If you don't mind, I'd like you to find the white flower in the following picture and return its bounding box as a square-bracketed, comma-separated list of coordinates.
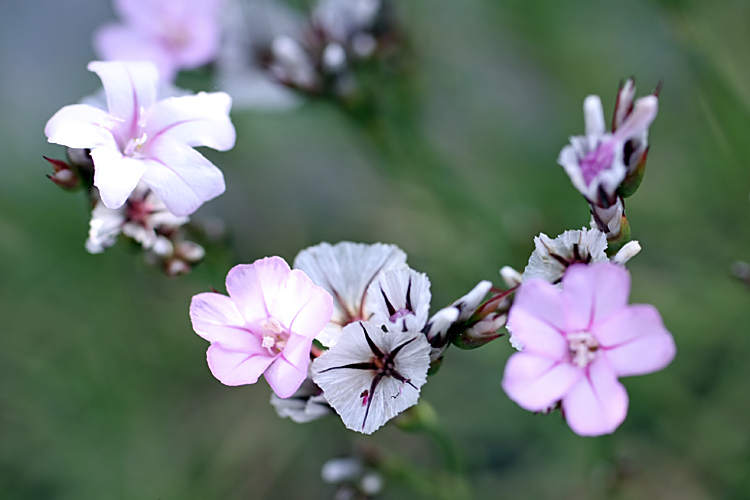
[85, 183, 189, 255]
[312, 321, 430, 434]
[522, 228, 641, 285]
[293, 241, 408, 347]
[365, 268, 431, 334]
[45, 60, 235, 216]
[558, 93, 657, 205]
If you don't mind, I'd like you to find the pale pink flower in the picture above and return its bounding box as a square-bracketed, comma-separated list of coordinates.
[93, 0, 224, 82]
[45, 61, 235, 216]
[190, 257, 334, 398]
[502, 263, 675, 436]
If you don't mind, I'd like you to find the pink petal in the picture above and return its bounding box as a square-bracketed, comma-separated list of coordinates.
[90, 147, 147, 209]
[170, 15, 222, 69]
[92, 25, 177, 82]
[145, 92, 235, 151]
[502, 353, 582, 412]
[206, 343, 274, 386]
[45, 104, 118, 149]
[265, 356, 308, 398]
[591, 263, 630, 323]
[561, 264, 595, 330]
[88, 61, 159, 127]
[595, 305, 676, 377]
[139, 136, 225, 216]
[269, 269, 334, 339]
[506, 307, 566, 360]
[282, 334, 313, 369]
[190, 292, 263, 352]
[562, 357, 628, 436]
[512, 279, 566, 330]
[225, 257, 292, 324]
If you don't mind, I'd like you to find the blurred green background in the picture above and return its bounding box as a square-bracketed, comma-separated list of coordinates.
[2, 0, 750, 498]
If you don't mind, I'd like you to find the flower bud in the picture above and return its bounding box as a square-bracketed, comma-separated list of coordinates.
[451, 312, 507, 350]
[44, 156, 81, 190]
[500, 266, 522, 288]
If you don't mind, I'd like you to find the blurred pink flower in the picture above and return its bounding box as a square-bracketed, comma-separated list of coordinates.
[502, 263, 675, 436]
[45, 61, 235, 216]
[190, 257, 334, 398]
[93, 0, 224, 82]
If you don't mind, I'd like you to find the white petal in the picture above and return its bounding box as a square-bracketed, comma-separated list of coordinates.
[366, 268, 431, 333]
[146, 92, 236, 151]
[140, 136, 225, 216]
[88, 61, 159, 127]
[614, 95, 658, 142]
[583, 95, 606, 138]
[85, 200, 125, 253]
[293, 241, 408, 346]
[45, 104, 118, 150]
[91, 147, 147, 209]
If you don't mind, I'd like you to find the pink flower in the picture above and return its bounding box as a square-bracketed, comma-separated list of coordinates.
[190, 257, 334, 398]
[45, 61, 235, 216]
[502, 263, 675, 436]
[93, 0, 224, 82]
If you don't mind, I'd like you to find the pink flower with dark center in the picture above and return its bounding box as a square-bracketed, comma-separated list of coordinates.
[502, 263, 675, 436]
[190, 257, 334, 398]
[94, 0, 225, 82]
[45, 61, 235, 216]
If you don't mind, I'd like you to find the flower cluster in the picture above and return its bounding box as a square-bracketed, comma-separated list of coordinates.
[497, 80, 675, 436]
[190, 241, 507, 435]
[558, 79, 658, 244]
[44, 60, 235, 274]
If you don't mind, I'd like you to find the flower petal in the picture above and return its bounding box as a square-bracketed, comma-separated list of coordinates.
[269, 269, 334, 339]
[595, 305, 676, 377]
[561, 264, 595, 331]
[584, 95, 606, 137]
[146, 92, 236, 151]
[502, 353, 582, 411]
[506, 307, 567, 359]
[265, 356, 308, 398]
[140, 136, 225, 216]
[511, 278, 566, 330]
[45, 104, 118, 149]
[591, 262, 630, 323]
[92, 25, 177, 82]
[613, 95, 658, 142]
[366, 268, 431, 334]
[562, 357, 628, 436]
[206, 344, 274, 386]
[90, 147, 147, 209]
[225, 257, 292, 324]
[189, 292, 264, 352]
[88, 60, 159, 126]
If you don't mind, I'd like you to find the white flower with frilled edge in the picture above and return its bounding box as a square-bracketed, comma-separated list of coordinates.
[293, 241, 408, 347]
[365, 268, 431, 334]
[558, 93, 657, 205]
[270, 377, 334, 423]
[523, 228, 641, 285]
[312, 321, 430, 434]
[45, 60, 235, 216]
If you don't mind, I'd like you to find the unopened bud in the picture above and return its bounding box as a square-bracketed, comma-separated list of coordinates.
[175, 240, 205, 263]
[451, 313, 507, 350]
[165, 258, 191, 276]
[44, 156, 81, 190]
[500, 266, 522, 288]
[618, 146, 648, 198]
[612, 240, 641, 265]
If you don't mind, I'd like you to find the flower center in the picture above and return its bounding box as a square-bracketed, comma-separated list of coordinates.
[567, 331, 599, 368]
[260, 318, 288, 355]
[389, 307, 413, 322]
[123, 132, 148, 158]
[580, 141, 615, 186]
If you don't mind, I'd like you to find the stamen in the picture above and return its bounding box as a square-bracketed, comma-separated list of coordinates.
[262, 335, 275, 349]
[261, 318, 283, 334]
[567, 332, 599, 368]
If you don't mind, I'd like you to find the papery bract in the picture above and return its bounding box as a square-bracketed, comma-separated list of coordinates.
[45, 61, 235, 216]
[502, 263, 675, 436]
[312, 321, 430, 434]
[190, 256, 334, 398]
[93, 0, 224, 82]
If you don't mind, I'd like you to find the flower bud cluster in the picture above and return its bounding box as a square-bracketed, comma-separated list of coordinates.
[558, 79, 659, 245]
